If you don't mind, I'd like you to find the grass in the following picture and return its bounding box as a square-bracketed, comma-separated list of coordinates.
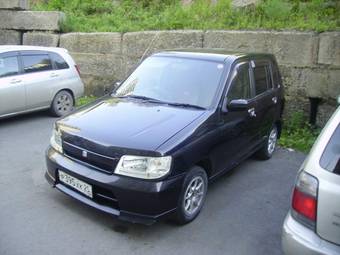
[76, 95, 97, 107]
[75, 95, 320, 153]
[279, 112, 321, 153]
[31, 0, 339, 32]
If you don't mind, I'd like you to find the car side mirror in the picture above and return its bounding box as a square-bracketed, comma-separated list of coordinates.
[227, 99, 249, 111]
[115, 81, 121, 87]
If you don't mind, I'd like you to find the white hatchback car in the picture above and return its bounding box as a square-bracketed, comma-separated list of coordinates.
[0, 45, 84, 118]
[282, 106, 340, 254]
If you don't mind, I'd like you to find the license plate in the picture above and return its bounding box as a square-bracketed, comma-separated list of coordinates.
[58, 170, 93, 198]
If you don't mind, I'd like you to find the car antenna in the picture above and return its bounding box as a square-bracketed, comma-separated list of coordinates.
[139, 33, 160, 63]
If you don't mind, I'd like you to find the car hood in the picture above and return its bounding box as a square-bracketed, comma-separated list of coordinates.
[58, 97, 205, 152]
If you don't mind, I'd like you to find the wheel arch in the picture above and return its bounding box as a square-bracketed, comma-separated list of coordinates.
[195, 158, 213, 179]
[275, 120, 282, 139]
[52, 88, 75, 106]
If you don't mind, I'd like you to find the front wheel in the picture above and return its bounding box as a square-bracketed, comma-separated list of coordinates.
[256, 125, 278, 160]
[50, 90, 74, 117]
[172, 166, 208, 225]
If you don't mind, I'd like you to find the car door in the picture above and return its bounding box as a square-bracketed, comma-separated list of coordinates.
[250, 59, 277, 142]
[0, 51, 26, 116]
[212, 61, 258, 173]
[20, 51, 56, 109]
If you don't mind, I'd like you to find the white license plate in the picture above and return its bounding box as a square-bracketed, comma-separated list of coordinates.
[58, 170, 93, 198]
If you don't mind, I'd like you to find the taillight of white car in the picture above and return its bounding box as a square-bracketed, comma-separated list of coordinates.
[75, 65, 81, 76]
[291, 171, 318, 230]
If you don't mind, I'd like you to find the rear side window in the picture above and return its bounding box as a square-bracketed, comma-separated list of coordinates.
[22, 54, 52, 73]
[320, 124, 340, 174]
[50, 52, 69, 70]
[0, 56, 19, 78]
[272, 62, 280, 88]
[253, 64, 272, 95]
[228, 63, 251, 100]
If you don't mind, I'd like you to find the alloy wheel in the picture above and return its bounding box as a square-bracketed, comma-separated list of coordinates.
[267, 127, 278, 155]
[183, 176, 205, 216]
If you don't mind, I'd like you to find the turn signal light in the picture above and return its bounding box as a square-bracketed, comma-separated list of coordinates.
[75, 65, 81, 76]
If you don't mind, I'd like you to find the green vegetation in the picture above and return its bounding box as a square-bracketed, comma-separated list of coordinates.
[279, 112, 321, 153]
[32, 0, 339, 32]
[76, 95, 97, 106]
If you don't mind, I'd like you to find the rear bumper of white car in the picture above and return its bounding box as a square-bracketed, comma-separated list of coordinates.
[282, 212, 340, 255]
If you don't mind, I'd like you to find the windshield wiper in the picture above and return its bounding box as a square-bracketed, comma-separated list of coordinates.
[164, 102, 206, 110]
[115, 95, 205, 110]
[116, 94, 162, 102]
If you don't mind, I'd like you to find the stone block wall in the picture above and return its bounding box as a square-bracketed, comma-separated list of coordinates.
[0, 0, 63, 46]
[0, 1, 339, 125]
[59, 32, 123, 95]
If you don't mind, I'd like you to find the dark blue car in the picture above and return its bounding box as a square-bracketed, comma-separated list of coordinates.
[46, 50, 284, 225]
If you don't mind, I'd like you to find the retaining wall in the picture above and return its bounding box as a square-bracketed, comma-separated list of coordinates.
[0, 1, 339, 126]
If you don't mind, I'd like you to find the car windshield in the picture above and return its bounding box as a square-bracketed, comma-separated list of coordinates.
[113, 56, 225, 109]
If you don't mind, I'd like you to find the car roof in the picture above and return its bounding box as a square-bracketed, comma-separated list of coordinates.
[0, 45, 68, 54]
[153, 49, 275, 63]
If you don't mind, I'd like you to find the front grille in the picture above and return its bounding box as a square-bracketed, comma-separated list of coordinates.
[63, 141, 119, 174]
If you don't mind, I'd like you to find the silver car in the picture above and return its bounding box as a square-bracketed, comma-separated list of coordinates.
[282, 106, 340, 254]
[0, 45, 84, 118]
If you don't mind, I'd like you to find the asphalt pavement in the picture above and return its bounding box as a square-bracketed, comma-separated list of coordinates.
[0, 111, 306, 255]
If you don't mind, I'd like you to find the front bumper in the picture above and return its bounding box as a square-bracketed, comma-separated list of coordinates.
[45, 147, 184, 225]
[282, 212, 340, 255]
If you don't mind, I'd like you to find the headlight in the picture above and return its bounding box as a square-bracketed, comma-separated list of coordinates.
[50, 125, 63, 154]
[115, 155, 171, 179]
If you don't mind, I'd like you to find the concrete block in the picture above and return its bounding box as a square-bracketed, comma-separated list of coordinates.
[204, 30, 318, 67]
[267, 31, 318, 67]
[0, 11, 65, 31]
[280, 65, 340, 101]
[0, 0, 29, 10]
[327, 69, 340, 100]
[318, 32, 340, 67]
[70, 52, 125, 81]
[122, 30, 203, 58]
[60, 33, 122, 54]
[0, 30, 21, 45]
[278, 65, 307, 101]
[80, 73, 118, 96]
[204, 30, 268, 52]
[23, 32, 59, 47]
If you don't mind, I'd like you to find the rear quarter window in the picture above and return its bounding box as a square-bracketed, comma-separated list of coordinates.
[50, 52, 69, 70]
[320, 124, 340, 174]
[271, 62, 281, 88]
[253, 64, 272, 95]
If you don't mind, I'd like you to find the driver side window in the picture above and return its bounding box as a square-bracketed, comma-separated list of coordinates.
[227, 63, 251, 101]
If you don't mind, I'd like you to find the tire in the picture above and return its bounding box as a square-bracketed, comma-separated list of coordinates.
[256, 125, 278, 160]
[50, 90, 74, 117]
[172, 166, 208, 225]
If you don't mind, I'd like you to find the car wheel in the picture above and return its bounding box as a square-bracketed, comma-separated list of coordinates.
[256, 125, 278, 160]
[50, 90, 74, 117]
[173, 166, 208, 225]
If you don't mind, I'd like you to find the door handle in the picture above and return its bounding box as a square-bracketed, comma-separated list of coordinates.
[10, 78, 22, 84]
[50, 73, 59, 78]
[248, 107, 256, 117]
[272, 96, 278, 104]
